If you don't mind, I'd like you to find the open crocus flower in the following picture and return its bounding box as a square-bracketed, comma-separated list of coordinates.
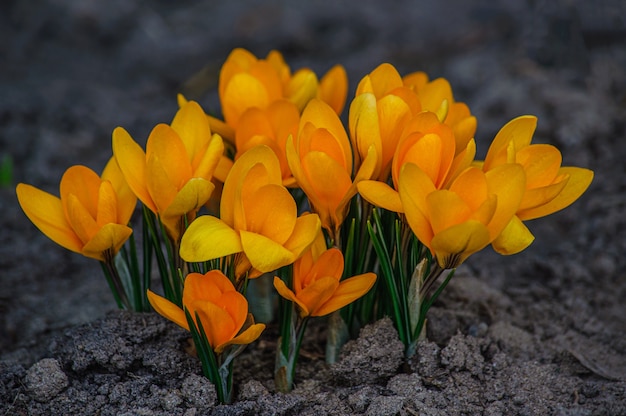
[358, 111, 476, 214]
[218, 48, 348, 134]
[481, 115, 594, 254]
[287, 99, 377, 241]
[147, 270, 265, 353]
[112, 100, 224, 242]
[399, 162, 526, 269]
[403, 72, 477, 154]
[16, 158, 136, 261]
[234, 100, 300, 187]
[350, 63, 422, 181]
[180, 145, 321, 280]
[273, 238, 376, 318]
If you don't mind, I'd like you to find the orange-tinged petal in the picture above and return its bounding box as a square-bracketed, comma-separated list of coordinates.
[516, 144, 562, 189]
[101, 157, 136, 225]
[222, 73, 271, 127]
[376, 94, 413, 175]
[518, 179, 568, 212]
[398, 163, 436, 246]
[418, 78, 452, 114]
[313, 272, 377, 317]
[491, 215, 535, 255]
[179, 215, 243, 262]
[82, 223, 133, 260]
[517, 167, 593, 220]
[301, 151, 352, 211]
[60, 165, 101, 219]
[171, 101, 212, 164]
[403, 71, 429, 90]
[16, 183, 83, 254]
[194, 300, 237, 350]
[95, 180, 119, 227]
[216, 322, 265, 354]
[431, 220, 491, 268]
[273, 276, 310, 316]
[145, 151, 180, 216]
[483, 116, 537, 171]
[401, 133, 445, 186]
[147, 289, 188, 330]
[243, 184, 296, 243]
[297, 276, 339, 317]
[319, 64, 348, 115]
[349, 92, 381, 172]
[282, 213, 322, 261]
[65, 193, 99, 245]
[426, 190, 472, 234]
[357, 180, 404, 213]
[301, 248, 344, 288]
[448, 166, 488, 211]
[112, 126, 157, 212]
[147, 124, 192, 187]
[240, 230, 295, 272]
[357, 63, 403, 97]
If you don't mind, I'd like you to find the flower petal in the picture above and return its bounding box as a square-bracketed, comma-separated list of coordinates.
[147, 289, 188, 330]
[170, 100, 212, 165]
[319, 64, 348, 115]
[273, 276, 310, 316]
[240, 230, 295, 272]
[491, 215, 535, 255]
[483, 116, 537, 171]
[82, 223, 133, 260]
[282, 213, 322, 261]
[216, 323, 265, 354]
[313, 272, 377, 317]
[297, 276, 339, 318]
[431, 220, 491, 268]
[179, 216, 243, 262]
[357, 180, 404, 213]
[16, 183, 83, 254]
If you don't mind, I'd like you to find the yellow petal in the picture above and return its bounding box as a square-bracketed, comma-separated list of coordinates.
[357, 180, 404, 213]
[193, 300, 237, 350]
[484, 163, 526, 238]
[491, 215, 535, 255]
[96, 180, 119, 227]
[518, 167, 593, 220]
[287, 69, 319, 112]
[483, 116, 537, 171]
[518, 178, 568, 212]
[222, 73, 271, 127]
[65, 193, 99, 245]
[16, 183, 83, 254]
[240, 230, 295, 272]
[112, 127, 157, 212]
[192, 133, 224, 180]
[418, 78, 453, 114]
[282, 213, 322, 261]
[82, 223, 133, 260]
[360, 63, 403, 97]
[171, 100, 212, 165]
[349, 92, 381, 173]
[431, 220, 491, 268]
[243, 184, 296, 244]
[301, 248, 344, 288]
[163, 177, 215, 219]
[313, 272, 377, 317]
[147, 289, 188, 330]
[101, 157, 137, 225]
[179, 216, 243, 262]
[273, 276, 310, 316]
[515, 144, 562, 189]
[426, 190, 472, 234]
[60, 165, 101, 219]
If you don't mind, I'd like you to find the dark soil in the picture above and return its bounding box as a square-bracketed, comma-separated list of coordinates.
[2, 0, 625, 414]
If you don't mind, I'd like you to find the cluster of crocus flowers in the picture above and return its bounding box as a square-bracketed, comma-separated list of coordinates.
[15, 47, 594, 401]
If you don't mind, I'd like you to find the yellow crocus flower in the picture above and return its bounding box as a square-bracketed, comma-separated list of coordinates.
[399, 162, 526, 269]
[147, 270, 265, 353]
[218, 48, 348, 134]
[16, 158, 136, 261]
[358, 111, 476, 213]
[112, 100, 224, 242]
[286, 99, 377, 241]
[481, 115, 594, 254]
[180, 145, 321, 280]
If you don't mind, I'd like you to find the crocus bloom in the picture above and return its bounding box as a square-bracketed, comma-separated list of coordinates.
[358, 111, 476, 213]
[403, 72, 477, 154]
[234, 100, 300, 187]
[399, 162, 526, 269]
[287, 99, 377, 240]
[218, 48, 348, 133]
[147, 270, 265, 353]
[16, 158, 136, 261]
[350, 63, 422, 181]
[481, 115, 594, 254]
[180, 145, 321, 279]
[112, 100, 224, 242]
[273, 236, 376, 318]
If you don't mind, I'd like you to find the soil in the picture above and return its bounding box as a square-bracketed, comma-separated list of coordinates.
[1, 0, 625, 414]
